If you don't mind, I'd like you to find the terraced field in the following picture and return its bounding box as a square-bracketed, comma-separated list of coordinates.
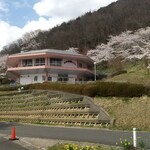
[0, 90, 112, 127]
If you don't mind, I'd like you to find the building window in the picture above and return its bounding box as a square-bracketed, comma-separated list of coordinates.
[50, 58, 62, 66]
[79, 63, 82, 68]
[64, 60, 76, 66]
[48, 76, 52, 81]
[22, 59, 32, 67]
[34, 58, 45, 66]
[42, 75, 46, 81]
[34, 76, 38, 81]
[58, 74, 68, 82]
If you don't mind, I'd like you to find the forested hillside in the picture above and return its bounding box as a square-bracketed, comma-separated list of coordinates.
[1, 0, 150, 55]
[88, 27, 150, 63]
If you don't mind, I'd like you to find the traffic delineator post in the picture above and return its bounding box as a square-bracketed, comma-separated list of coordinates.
[9, 127, 19, 140]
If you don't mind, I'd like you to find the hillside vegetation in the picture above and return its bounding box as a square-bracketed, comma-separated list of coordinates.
[88, 27, 150, 63]
[1, 0, 150, 55]
[100, 61, 150, 85]
[94, 96, 150, 131]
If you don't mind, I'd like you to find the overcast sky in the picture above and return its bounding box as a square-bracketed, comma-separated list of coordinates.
[0, 0, 117, 50]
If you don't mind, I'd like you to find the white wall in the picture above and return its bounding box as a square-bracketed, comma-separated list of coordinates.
[19, 58, 88, 85]
[20, 73, 46, 85]
[68, 75, 76, 84]
[47, 73, 76, 83]
[20, 73, 78, 84]
[50, 74, 58, 82]
[62, 59, 77, 68]
[20, 75, 31, 85]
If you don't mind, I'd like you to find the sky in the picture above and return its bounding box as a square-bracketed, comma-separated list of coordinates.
[0, 0, 117, 50]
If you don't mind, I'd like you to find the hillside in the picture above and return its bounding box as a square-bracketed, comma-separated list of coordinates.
[1, 28, 150, 85]
[87, 27, 150, 63]
[104, 61, 150, 85]
[94, 96, 150, 131]
[1, 0, 150, 55]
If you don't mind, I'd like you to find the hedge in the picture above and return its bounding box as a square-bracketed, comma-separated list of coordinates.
[29, 82, 148, 97]
[0, 84, 30, 91]
[1, 82, 146, 97]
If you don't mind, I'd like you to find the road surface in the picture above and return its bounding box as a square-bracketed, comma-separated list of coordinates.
[0, 137, 28, 150]
[0, 122, 150, 148]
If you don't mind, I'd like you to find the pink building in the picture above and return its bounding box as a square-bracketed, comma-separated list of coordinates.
[6, 49, 94, 84]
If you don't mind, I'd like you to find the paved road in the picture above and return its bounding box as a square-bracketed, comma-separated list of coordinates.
[0, 137, 28, 150]
[0, 122, 150, 148]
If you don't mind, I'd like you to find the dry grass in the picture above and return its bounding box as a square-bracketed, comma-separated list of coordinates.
[105, 71, 150, 85]
[102, 61, 150, 85]
[93, 96, 150, 131]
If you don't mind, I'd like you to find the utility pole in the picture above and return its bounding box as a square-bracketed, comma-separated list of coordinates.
[94, 62, 97, 81]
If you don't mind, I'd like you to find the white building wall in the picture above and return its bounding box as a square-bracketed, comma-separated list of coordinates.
[68, 75, 76, 84]
[20, 73, 46, 85]
[18, 58, 90, 85]
[62, 59, 77, 68]
[47, 73, 76, 83]
[20, 75, 32, 85]
[20, 73, 77, 84]
[50, 74, 58, 82]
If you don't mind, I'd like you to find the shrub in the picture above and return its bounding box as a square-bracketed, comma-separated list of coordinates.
[1, 78, 11, 84]
[82, 84, 98, 97]
[95, 82, 146, 97]
[116, 138, 133, 150]
[29, 81, 147, 97]
[64, 144, 98, 150]
[138, 139, 146, 149]
[29, 83, 84, 95]
[0, 84, 30, 91]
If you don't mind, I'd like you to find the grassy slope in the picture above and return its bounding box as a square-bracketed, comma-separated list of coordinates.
[94, 62, 150, 131]
[93, 96, 150, 131]
[101, 61, 150, 85]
